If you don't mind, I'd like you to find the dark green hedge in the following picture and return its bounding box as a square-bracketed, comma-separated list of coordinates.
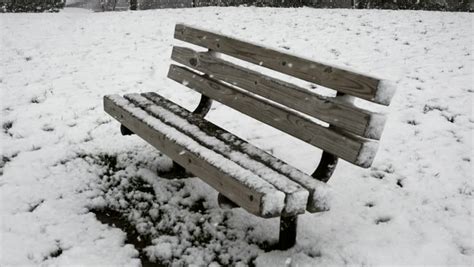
[356, 0, 470, 11]
[1, 0, 65, 12]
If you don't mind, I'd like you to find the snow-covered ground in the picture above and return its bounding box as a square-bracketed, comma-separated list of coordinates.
[1, 7, 472, 266]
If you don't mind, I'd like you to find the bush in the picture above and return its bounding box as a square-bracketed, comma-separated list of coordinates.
[355, 0, 470, 11]
[1, 0, 65, 13]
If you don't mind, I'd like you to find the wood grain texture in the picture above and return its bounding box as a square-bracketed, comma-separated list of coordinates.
[124, 93, 309, 216]
[170, 46, 385, 140]
[104, 95, 284, 218]
[167, 64, 378, 167]
[174, 24, 393, 105]
[140, 91, 331, 213]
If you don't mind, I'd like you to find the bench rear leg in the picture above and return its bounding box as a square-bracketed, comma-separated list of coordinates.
[217, 193, 239, 209]
[120, 124, 134, 135]
[279, 215, 298, 250]
[311, 151, 338, 183]
[162, 94, 212, 178]
[158, 161, 194, 179]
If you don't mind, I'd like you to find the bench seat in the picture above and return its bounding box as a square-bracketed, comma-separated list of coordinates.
[104, 92, 332, 218]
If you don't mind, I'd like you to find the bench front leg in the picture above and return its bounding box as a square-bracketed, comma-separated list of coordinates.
[217, 194, 298, 250]
[279, 215, 298, 250]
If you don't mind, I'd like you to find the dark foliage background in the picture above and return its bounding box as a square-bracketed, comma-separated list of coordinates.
[195, 0, 471, 10]
[1, 0, 65, 12]
[64, 0, 472, 11]
[355, 0, 471, 11]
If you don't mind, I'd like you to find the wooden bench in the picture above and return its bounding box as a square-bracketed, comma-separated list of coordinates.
[103, 24, 396, 249]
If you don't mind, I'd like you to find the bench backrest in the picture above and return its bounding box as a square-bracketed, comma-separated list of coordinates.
[167, 24, 396, 168]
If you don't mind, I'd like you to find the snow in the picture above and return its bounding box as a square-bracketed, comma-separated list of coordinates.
[375, 79, 398, 105]
[365, 112, 387, 140]
[1, 6, 472, 267]
[355, 139, 379, 168]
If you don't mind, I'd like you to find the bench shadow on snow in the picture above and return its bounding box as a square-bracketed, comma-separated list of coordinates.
[92, 208, 162, 267]
[84, 151, 280, 266]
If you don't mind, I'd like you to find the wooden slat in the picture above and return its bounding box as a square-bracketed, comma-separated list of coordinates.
[167, 64, 379, 168]
[170, 46, 386, 140]
[174, 24, 396, 105]
[104, 95, 285, 218]
[140, 91, 332, 213]
[123, 93, 309, 216]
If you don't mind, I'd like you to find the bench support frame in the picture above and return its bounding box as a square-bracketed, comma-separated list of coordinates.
[118, 92, 338, 250]
[193, 94, 213, 116]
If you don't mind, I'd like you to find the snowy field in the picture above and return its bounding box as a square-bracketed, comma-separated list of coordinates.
[1, 7, 472, 266]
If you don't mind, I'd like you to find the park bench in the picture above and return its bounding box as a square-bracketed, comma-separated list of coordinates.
[103, 24, 396, 249]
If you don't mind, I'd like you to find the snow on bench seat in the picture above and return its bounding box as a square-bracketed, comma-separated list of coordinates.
[127, 92, 332, 214]
[104, 94, 311, 217]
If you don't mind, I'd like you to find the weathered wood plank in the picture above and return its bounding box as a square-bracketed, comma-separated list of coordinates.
[174, 24, 396, 105]
[141, 91, 332, 213]
[103, 95, 285, 218]
[124, 93, 309, 216]
[167, 65, 378, 168]
[170, 46, 386, 140]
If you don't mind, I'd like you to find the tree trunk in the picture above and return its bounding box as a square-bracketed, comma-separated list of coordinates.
[130, 0, 137, 10]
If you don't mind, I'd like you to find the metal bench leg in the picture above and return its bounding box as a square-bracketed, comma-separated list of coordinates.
[159, 161, 193, 179]
[217, 193, 239, 209]
[278, 215, 298, 250]
[311, 151, 338, 183]
[120, 124, 134, 136]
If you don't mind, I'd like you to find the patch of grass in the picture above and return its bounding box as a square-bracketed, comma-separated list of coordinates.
[1, 155, 11, 166]
[406, 119, 419, 126]
[44, 240, 63, 261]
[423, 104, 446, 113]
[97, 154, 121, 173]
[49, 247, 62, 258]
[189, 198, 206, 213]
[82, 151, 265, 265]
[370, 171, 385, 179]
[0, 152, 18, 175]
[396, 179, 404, 188]
[375, 216, 391, 224]
[128, 176, 154, 195]
[42, 125, 54, 132]
[31, 96, 42, 103]
[442, 114, 456, 123]
[77, 153, 124, 175]
[28, 199, 44, 212]
[2, 121, 13, 135]
[91, 208, 163, 267]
